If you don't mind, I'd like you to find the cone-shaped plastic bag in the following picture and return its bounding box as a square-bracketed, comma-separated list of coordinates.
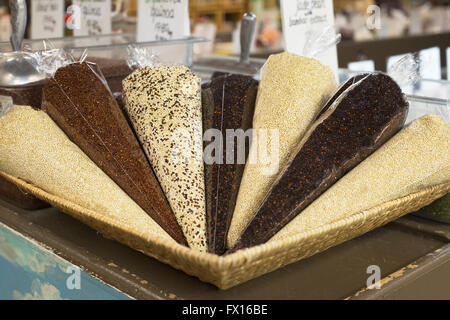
[271, 115, 450, 242]
[0, 100, 48, 209]
[0, 106, 174, 243]
[42, 62, 187, 246]
[202, 74, 258, 254]
[227, 52, 336, 248]
[122, 65, 207, 252]
[229, 73, 409, 251]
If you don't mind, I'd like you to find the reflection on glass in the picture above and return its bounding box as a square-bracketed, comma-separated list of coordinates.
[347, 60, 375, 72]
[387, 47, 441, 81]
[386, 53, 409, 72]
[419, 47, 441, 80]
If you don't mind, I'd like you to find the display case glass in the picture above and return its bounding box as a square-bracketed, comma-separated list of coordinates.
[0, 33, 207, 66]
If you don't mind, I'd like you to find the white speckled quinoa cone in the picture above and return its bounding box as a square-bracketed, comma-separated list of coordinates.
[122, 65, 207, 252]
[271, 115, 450, 242]
[228, 52, 336, 248]
[0, 106, 174, 243]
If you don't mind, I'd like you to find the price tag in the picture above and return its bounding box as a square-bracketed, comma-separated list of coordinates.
[31, 0, 64, 39]
[137, 0, 190, 42]
[280, 0, 339, 79]
[72, 0, 112, 36]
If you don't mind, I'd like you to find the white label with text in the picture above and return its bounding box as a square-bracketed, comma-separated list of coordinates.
[280, 0, 338, 79]
[137, 0, 190, 42]
[72, 0, 112, 36]
[31, 0, 64, 39]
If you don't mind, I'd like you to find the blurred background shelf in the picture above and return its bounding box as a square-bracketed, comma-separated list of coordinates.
[189, 0, 249, 32]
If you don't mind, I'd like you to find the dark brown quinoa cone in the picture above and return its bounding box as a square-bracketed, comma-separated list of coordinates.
[202, 74, 258, 255]
[42, 62, 187, 246]
[229, 73, 409, 252]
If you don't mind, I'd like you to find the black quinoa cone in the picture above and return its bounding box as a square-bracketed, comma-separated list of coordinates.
[202, 74, 258, 254]
[229, 73, 409, 252]
[42, 62, 187, 246]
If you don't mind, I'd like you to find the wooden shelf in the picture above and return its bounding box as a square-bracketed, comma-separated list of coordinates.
[189, 0, 249, 31]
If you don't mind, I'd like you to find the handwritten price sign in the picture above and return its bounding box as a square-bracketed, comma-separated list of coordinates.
[72, 0, 112, 36]
[137, 0, 190, 42]
[31, 0, 64, 39]
[280, 0, 338, 79]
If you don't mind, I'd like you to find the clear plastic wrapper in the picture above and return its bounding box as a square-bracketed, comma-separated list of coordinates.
[387, 53, 421, 87]
[35, 48, 187, 245]
[389, 54, 450, 125]
[0, 48, 46, 109]
[88, 55, 132, 93]
[303, 25, 342, 59]
[0, 40, 131, 110]
[229, 49, 421, 251]
[30, 42, 132, 93]
[122, 48, 207, 251]
[0, 106, 174, 240]
[228, 51, 337, 248]
[201, 74, 258, 254]
[272, 115, 450, 241]
[228, 26, 341, 248]
[126, 45, 161, 69]
[30, 42, 75, 78]
[230, 72, 409, 252]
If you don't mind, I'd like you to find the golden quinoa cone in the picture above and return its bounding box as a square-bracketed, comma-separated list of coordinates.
[122, 65, 207, 252]
[0, 106, 175, 243]
[271, 115, 450, 242]
[228, 52, 336, 248]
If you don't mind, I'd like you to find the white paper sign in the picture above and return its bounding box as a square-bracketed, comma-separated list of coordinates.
[31, 0, 64, 39]
[137, 0, 190, 42]
[72, 0, 112, 36]
[280, 0, 339, 79]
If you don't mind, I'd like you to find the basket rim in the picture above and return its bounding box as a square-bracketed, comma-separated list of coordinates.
[1, 170, 448, 271]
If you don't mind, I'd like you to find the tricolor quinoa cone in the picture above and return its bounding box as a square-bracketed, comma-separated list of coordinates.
[123, 65, 207, 252]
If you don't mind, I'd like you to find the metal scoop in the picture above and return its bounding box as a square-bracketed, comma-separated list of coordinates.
[0, 0, 46, 87]
[193, 13, 261, 77]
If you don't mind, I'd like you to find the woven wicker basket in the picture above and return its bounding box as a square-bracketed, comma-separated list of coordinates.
[1, 170, 448, 289]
